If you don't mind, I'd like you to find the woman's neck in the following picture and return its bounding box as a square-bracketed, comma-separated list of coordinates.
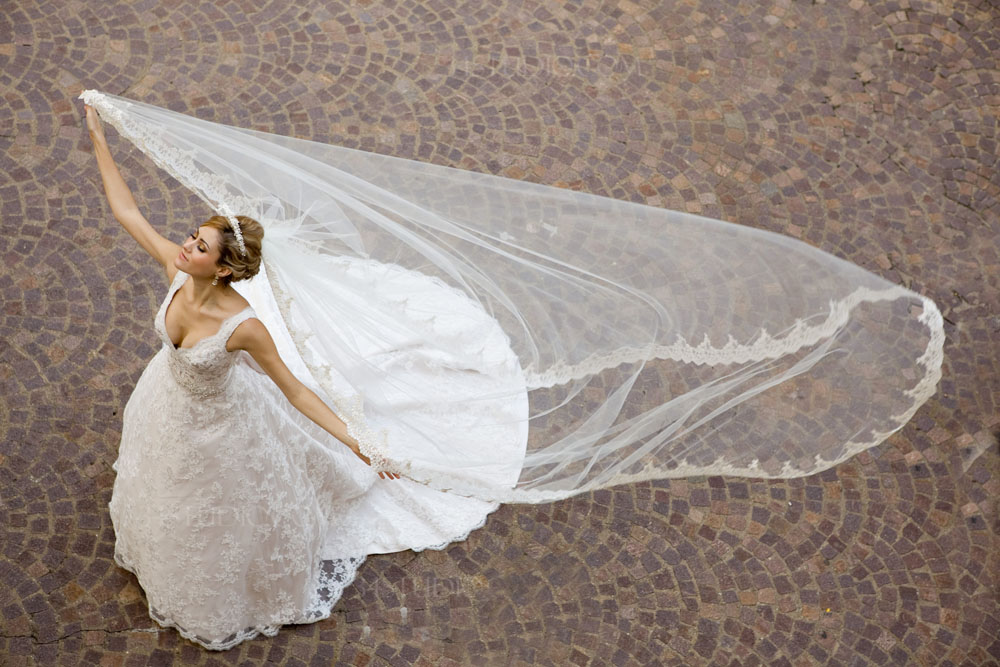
[186, 274, 227, 309]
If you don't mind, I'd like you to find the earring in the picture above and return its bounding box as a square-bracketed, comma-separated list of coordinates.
[212, 275, 219, 287]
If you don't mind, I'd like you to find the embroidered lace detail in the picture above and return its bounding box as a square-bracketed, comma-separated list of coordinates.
[156, 272, 255, 398]
[522, 285, 931, 388]
[116, 549, 364, 652]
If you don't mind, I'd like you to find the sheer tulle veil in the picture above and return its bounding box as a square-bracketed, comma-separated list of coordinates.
[81, 90, 943, 504]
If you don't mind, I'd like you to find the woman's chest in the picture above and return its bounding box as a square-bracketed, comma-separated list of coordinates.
[162, 295, 229, 351]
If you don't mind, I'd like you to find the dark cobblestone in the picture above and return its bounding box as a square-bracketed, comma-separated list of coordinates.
[1, 0, 998, 664]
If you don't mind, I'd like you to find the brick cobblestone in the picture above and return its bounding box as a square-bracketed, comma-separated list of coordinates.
[1, 0, 997, 664]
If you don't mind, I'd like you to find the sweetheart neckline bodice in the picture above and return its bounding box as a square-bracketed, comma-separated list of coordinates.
[158, 271, 254, 352]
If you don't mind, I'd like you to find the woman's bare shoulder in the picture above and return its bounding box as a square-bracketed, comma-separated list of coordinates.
[226, 315, 270, 352]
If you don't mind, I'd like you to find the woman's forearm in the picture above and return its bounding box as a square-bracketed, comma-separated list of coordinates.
[288, 385, 364, 456]
[90, 134, 142, 221]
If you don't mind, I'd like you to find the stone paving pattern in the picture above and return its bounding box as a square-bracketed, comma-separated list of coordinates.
[1, 0, 998, 664]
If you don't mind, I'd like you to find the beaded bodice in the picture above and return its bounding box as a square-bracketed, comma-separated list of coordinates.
[155, 271, 256, 398]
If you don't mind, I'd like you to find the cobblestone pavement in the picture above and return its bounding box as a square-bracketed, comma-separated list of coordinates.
[2, 0, 998, 664]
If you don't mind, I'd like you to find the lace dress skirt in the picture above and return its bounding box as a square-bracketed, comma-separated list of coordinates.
[108, 269, 528, 650]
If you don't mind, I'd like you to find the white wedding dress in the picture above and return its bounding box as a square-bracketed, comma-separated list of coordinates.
[109, 264, 529, 651]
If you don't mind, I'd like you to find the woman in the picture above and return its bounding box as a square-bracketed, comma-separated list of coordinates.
[85, 105, 524, 651]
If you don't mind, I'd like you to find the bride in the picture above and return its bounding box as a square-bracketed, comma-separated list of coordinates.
[84, 104, 526, 650]
[81, 90, 943, 651]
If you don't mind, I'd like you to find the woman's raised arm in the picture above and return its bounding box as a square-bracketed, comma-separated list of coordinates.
[85, 104, 180, 275]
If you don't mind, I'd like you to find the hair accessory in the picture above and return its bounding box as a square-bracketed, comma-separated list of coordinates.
[218, 203, 247, 256]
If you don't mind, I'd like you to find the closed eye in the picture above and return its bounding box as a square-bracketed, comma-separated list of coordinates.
[189, 231, 207, 252]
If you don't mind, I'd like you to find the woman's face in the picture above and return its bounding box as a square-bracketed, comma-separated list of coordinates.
[175, 225, 225, 279]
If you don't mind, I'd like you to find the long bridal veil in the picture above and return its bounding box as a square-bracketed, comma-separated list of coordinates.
[81, 90, 943, 504]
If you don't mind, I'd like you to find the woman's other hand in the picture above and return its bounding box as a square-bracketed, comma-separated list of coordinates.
[351, 449, 401, 480]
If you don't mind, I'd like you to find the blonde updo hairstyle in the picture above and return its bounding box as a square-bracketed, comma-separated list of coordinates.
[200, 215, 263, 285]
